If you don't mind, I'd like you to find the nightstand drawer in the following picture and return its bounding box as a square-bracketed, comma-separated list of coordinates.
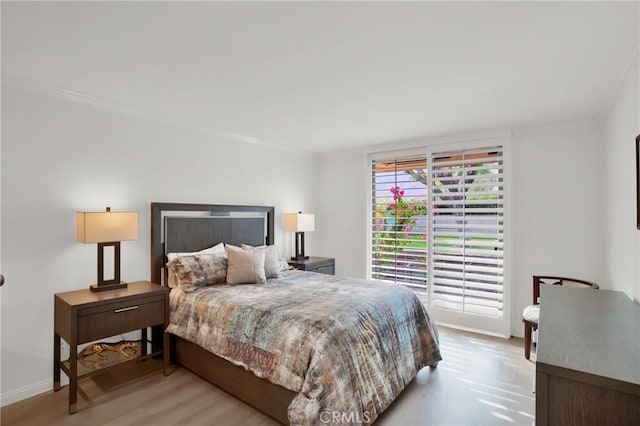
[310, 264, 334, 275]
[77, 296, 165, 343]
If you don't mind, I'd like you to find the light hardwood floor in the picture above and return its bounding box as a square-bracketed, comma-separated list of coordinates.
[1, 327, 535, 426]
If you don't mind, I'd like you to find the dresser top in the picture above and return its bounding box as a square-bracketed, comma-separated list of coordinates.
[537, 285, 640, 387]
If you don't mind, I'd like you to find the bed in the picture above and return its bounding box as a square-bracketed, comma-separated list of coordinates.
[150, 202, 441, 425]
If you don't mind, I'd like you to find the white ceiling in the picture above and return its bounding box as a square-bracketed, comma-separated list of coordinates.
[2, 1, 638, 153]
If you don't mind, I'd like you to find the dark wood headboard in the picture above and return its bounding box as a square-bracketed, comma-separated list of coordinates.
[150, 202, 275, 285]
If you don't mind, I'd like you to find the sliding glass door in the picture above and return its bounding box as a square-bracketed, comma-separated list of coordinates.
[369, 139, 510, 336]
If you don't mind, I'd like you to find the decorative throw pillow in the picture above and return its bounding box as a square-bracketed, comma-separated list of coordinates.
[166, 243, 226, 287]
[166, 253, 227, 287]
[278, 260, 292, 272]
[241, 244, 281, 278]
[226, 245, 266, 284]
[276, 247, 293, 272]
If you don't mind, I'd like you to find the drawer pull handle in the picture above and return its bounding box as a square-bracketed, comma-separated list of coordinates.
[114, 306, 139, 313]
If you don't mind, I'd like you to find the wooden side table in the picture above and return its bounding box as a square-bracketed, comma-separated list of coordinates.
[288, 256, 335, 275]
[54, 281, 169, 413]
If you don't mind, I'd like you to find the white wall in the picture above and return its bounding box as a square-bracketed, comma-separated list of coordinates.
[603, 52, 640, 302]
[0, 83, 319, 404]
[316, 120, 605, 337]
[511, 120, 605, 335]
[315, 151, 368, 278]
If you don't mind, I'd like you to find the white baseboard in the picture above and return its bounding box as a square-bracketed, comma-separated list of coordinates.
[1, 379, 51, 407]
[436, 321, 511, 339]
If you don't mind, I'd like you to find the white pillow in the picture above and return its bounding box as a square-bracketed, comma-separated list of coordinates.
[166, 242, 225, 261]
[241, 244, 281, 278]
[166, 242, 225, 287]
[226, 245, 266, 284]
[198, 242, 226, 256]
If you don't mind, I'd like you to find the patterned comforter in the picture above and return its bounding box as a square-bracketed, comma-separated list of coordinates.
[166, 269, 442, 425]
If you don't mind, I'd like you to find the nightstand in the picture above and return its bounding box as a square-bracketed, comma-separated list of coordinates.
[53, 281, 169, 414]
[288, 256, 335, 275]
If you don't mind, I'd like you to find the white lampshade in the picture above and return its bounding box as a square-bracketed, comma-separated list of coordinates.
[284, 213, 315, 232]
[77, 209, 138, 243]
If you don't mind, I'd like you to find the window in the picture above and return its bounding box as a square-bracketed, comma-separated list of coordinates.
[430, 146, 504, 318]
[369, 140, 508, 335]
[370, 156, 428, 299]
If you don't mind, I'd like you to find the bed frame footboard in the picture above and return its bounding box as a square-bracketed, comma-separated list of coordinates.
[172, 335, 296, 425]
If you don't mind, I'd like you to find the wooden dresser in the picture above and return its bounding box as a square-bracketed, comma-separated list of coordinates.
[536, 285, 640, 425]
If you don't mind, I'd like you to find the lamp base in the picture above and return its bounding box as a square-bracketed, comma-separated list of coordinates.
[90, 282, 128, 292]
[291, 256, 309, 261]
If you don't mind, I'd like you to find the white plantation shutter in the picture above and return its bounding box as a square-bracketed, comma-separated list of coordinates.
[429, 146, 504, 317]
[370, 156, 428, 300]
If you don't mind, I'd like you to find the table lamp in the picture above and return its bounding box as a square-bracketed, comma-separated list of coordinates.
[284, 212, 315, 261]
[76, 207, 138, 292]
